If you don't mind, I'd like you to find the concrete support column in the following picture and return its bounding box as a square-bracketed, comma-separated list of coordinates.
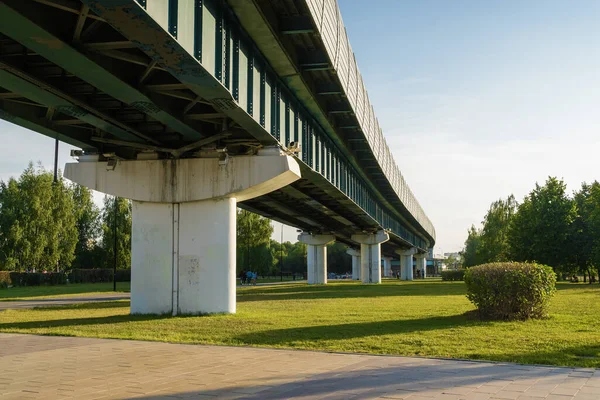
[346, 248, 361, 280]
[65, 155, 301, 315]
[383, 257, 392, 278]
[298, 233, 335, 284]
[396, 248, 417, 281]
[415, 253, 427, 279]
[351, 230, 390, 284]
[131, 198, 236, 315]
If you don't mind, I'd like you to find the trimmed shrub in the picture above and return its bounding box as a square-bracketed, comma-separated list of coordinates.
[464, 262, 556, 320]
[0, 272, 67, 287]
[441, 270, 465, 281]
[68, 268, 131, 283]
[114, 269, 131, 282]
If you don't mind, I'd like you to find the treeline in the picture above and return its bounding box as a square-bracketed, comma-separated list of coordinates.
[0, 164, 352, 274]
[235, 209, 350, 276]
[463, 177, 600, 281]
[0, 163, 130, 272]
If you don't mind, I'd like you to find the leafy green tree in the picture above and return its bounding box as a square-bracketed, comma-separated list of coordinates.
[462, 225, 483, 267]
[479, 195, 517, 263]
[508, 177, 575, 272]
[0, 163, 77, 271]
[327, 242, 350, 274]
[101, 196, 131, 269]
[567, 183, 595, 280]
[283, 241, 307, 275]
[586, 182, 600, 280]
[236, 209, 273, 272]
[72, 185, 101, 269]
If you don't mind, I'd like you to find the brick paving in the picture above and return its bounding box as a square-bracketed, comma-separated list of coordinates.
[0, 333, 598, 400]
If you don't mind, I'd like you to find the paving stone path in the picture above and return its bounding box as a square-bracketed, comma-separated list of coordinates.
[0, 333, 598, 400]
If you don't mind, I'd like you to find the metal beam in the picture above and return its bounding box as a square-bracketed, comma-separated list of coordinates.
[32, 0, 105, 21]
[0, 104, 94, 149]
[316, 82, 342, 95]
[0, 66, 149, 143]
[91, 131, 231, 158]
[82, 0, 276, 145]
[72, 4, 90, 43]
[83, 41, 137, 50]
[280, 16, 314, 35]
[0, 3, 204, 141]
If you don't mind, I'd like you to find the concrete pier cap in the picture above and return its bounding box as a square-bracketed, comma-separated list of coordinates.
[298, 233, 335, 285]
[65, 155, 301, 316]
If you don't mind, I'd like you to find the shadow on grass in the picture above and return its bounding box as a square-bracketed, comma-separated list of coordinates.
[31, 301, 131, 311]
[237, 281, 467, 302]
[234, 313, 480, 345]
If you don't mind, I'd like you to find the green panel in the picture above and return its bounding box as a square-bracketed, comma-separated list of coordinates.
[238, 42, 248, 112]
[202, 0, 217, 76]
[146, 0, 169, 31]
[177, 0, 195, 54]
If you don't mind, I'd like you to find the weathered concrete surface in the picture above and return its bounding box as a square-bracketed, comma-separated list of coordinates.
[0, 333, 598, 399]
[65, 155, 301, 203]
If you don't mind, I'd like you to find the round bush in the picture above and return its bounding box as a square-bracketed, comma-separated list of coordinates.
[464, 262, 556, 320]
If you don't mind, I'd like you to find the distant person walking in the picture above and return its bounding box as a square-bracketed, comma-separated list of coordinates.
[240, 270, 246, 285]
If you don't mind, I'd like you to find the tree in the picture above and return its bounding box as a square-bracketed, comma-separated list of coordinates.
[462, 225, 483, 268]
[567, 183, 595, 281]
[101, 196, 131, 269]
[508, 177, 575, 272]
[72, 185, 101, 269]
[585, 182, 600, 281]
[327, 242, 350, 274]
[479, 195, 517, 263]
[236, 209, 273, 272]
[0, 163, 77, 271]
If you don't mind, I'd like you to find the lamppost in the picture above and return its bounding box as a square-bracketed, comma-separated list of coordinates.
[280, 224, 283, 281]
[113, 196, 117, 292]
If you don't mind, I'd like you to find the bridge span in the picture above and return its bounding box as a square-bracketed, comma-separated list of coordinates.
[0, 0, 435, 314]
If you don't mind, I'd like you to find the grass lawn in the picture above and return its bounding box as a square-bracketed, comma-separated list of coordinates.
[0, 280, 599, 368]
[0, 282, 130, 301]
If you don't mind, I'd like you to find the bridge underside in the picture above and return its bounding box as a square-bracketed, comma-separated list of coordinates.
[0, 0, 422, 256]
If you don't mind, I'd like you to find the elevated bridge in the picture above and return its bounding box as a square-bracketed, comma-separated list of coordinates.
[0, 0, 435, 314]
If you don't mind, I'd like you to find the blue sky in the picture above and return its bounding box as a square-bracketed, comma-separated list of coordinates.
[1, 1, 599, 251]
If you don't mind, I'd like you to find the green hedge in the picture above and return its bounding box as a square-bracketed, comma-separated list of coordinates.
[464, 262, 556, 320]
[0, 269, 131, 288]
[441, 270, 465, 281]
[68, 269, 131, 283]
[0, 271, 67, 288]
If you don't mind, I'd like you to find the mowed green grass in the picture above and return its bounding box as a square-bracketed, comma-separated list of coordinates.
[0, 280, 599, 368]
[0, 282, 131, 301]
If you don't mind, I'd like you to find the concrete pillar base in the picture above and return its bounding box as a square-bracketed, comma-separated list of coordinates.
[65, 155, 302, 315]
[396, 248, 417, 281]
[351, 230, 389, 284]
[298, 233, 335, 284]
[415, 253, 427, 279]
[383, 256, 392, 278]
[346, 248, 361, 280]
[131, 198, 236, 315]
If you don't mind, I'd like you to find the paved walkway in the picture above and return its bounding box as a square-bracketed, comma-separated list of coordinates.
[0, 333, 598, 400]
[0, 293, 129, 310]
